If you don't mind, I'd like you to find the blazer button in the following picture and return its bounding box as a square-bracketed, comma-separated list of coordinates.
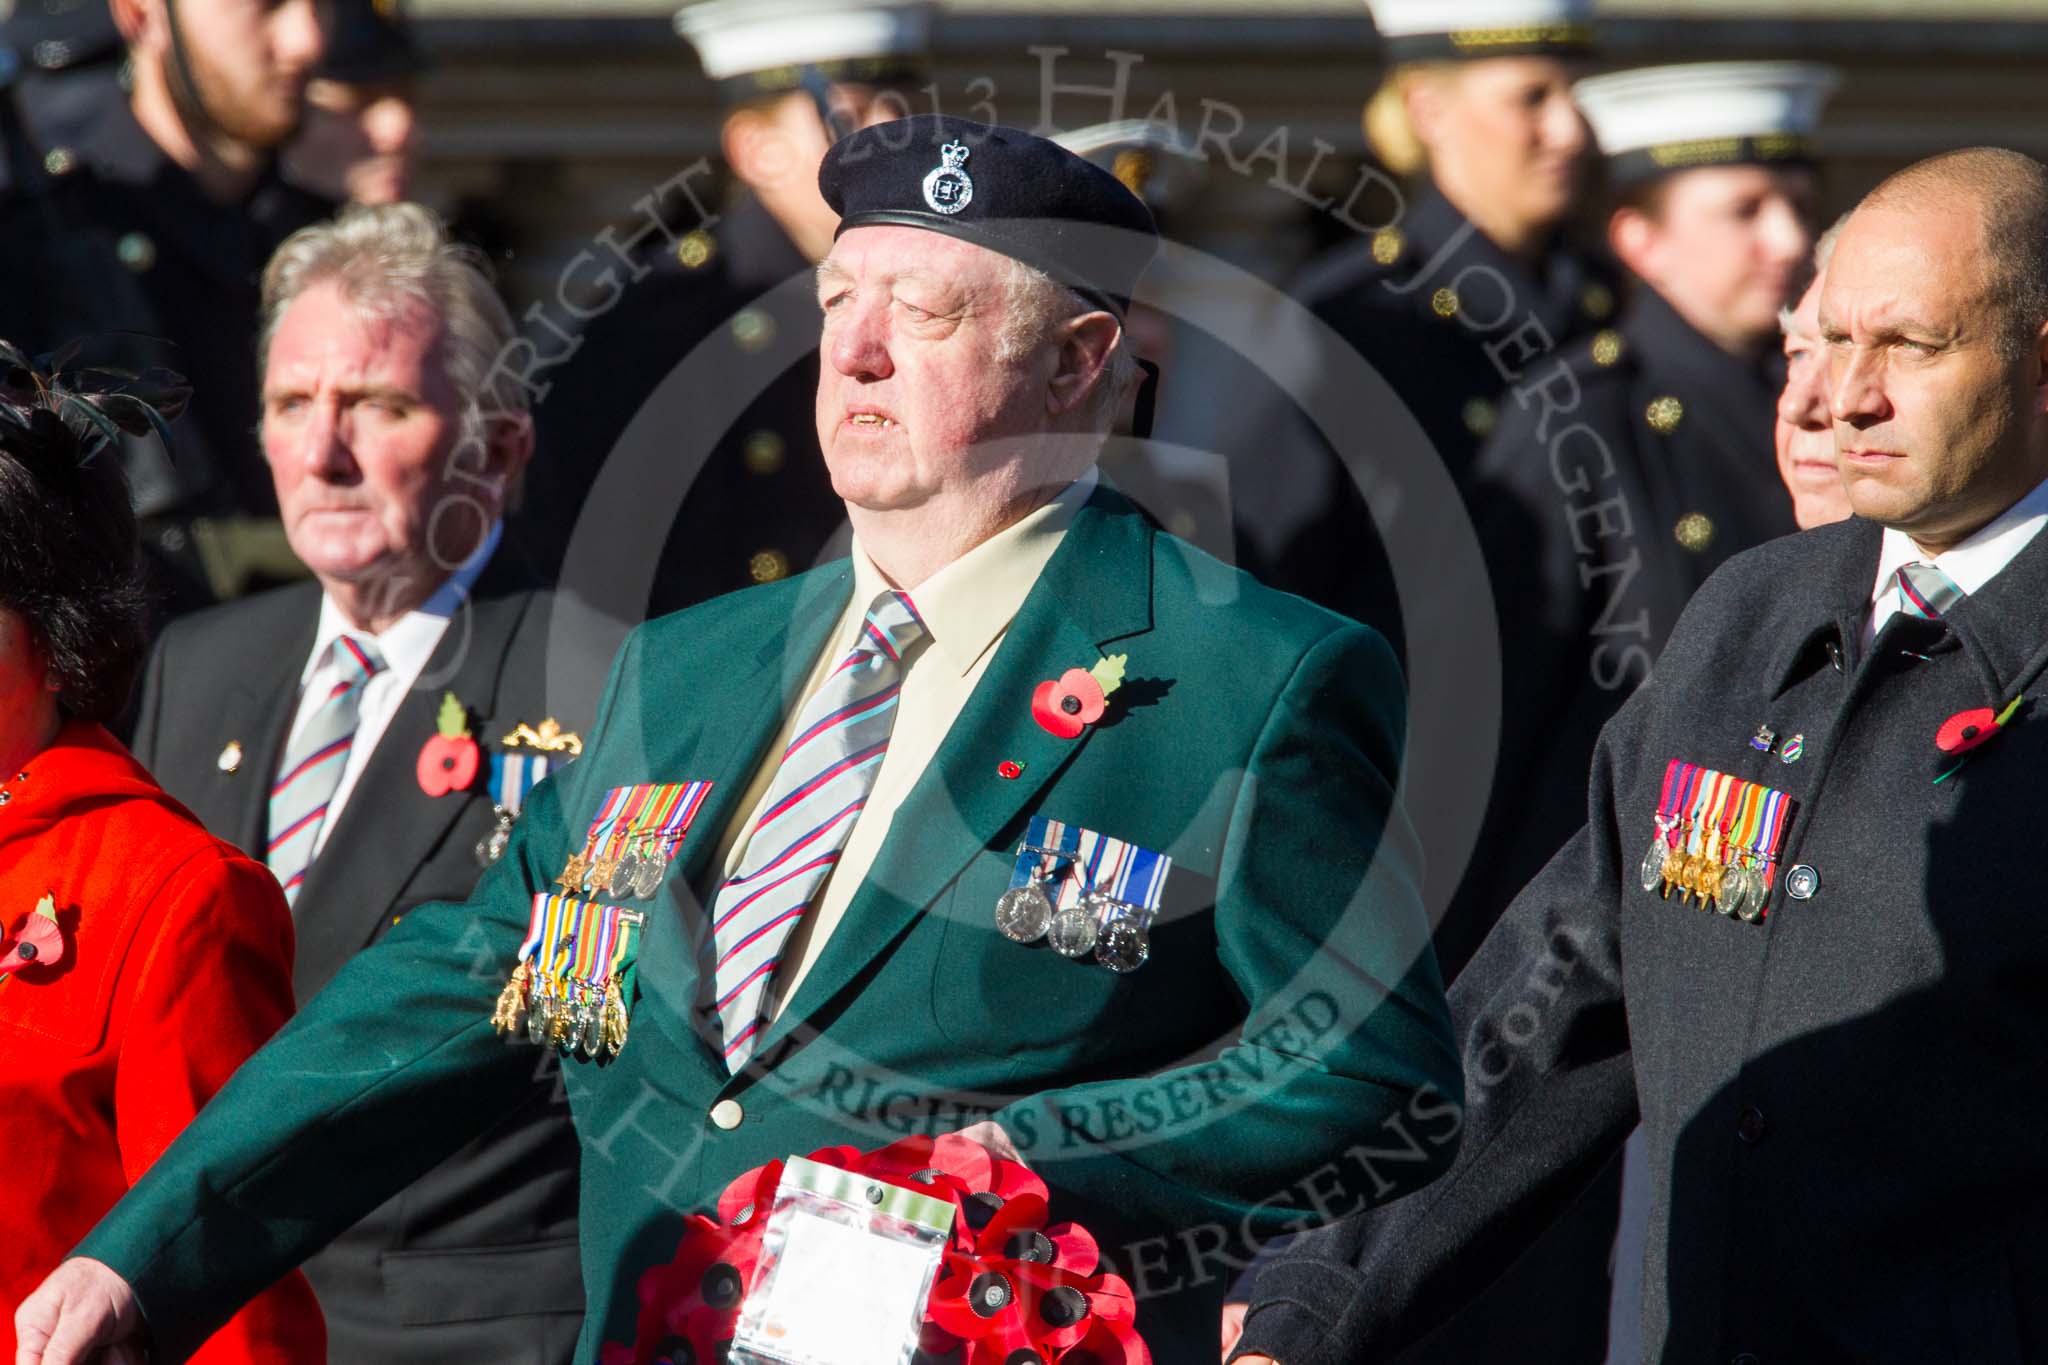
[1785, 864, 1820, 900]
[710, 1099, 744, 1130]
[1736, 1106, 1767, 1144]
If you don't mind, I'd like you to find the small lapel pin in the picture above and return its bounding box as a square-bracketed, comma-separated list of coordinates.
[997, 760, 1024, 780]
[1779, 734, 1804, 764]
[217, 740, 243, 773]
[1749, 725, 1776, 753]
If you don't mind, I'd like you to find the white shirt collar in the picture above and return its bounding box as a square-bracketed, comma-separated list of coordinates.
[302, 522, 503, 685]
[846, 468, 1099, 676]
[1871, 474, 2048, 609]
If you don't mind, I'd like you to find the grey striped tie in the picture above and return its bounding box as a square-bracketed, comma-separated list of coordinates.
[1893, 561, 1966, 620]
[267, 635, 386, 908]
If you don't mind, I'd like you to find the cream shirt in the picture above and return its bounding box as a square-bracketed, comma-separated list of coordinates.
[285, 523, 501, 857]
[712, 470, 1099, 1021]
[1865, 474, 2048, 645]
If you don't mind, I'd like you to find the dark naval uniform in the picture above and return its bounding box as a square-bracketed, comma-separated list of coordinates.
[131, 546, 590, 1364]
[1453, 285, 1795, 976]
[1266, 181, 1620, 647]
[1238, 510, 2048, 1365]
[0, 94, 332, 614]
[518, 196, 847, 619]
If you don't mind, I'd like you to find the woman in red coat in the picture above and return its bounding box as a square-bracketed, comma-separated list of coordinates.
[0, 358, 324, 1362]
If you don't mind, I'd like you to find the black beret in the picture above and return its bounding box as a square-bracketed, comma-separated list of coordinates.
[819, 114, 1157, 317]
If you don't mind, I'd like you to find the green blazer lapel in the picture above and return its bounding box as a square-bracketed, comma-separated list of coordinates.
[753, 492, 1155, 1061]
[632, 563, 856, 1065]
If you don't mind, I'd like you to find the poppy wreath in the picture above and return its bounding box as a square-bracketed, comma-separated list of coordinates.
[601, 1133, 1150, 1365]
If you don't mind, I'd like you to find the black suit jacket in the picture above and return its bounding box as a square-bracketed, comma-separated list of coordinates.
[131, 555, 590, 1364]
[1239, 514, 2048, 1364]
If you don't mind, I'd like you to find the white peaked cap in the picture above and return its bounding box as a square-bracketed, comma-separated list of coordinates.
[1574, 62, 1841, 178]
[1366, 0, 1594, 40]
[676, 0, 934, 84]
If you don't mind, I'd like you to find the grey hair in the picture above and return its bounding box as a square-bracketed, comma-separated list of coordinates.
[1779, 211, 1853, 337]
[994, 256, 1144, 435]
[258, 203, 523, 432]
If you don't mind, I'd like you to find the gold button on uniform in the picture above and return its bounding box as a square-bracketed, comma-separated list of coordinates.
[1645, 395, 1685, 434]
[1430, 288, 1460, 319]
[43, 146, 76, 176]
[742, 430, 785, 476]
[1462, 397, 1497, 438]
[731, 308, 774, 352]
[217, 740, 243, 774]
[675, 229, 715, 270]
[1674, 512, 1716, 553]
[1581, 282, 1615, 320]
[1591, 329, 1624, 367]
[750, 549, 791, 583]
[1371, 226, 1404, 265]
[709, 1099, 744, 1130]
[116, 232, 156, 273]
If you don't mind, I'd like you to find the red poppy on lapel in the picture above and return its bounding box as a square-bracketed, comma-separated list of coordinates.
[0, 894, 65, 974]
[1934, 695, 2027, 784]
[1937, 706, 2003, 755]
[417, 692, 482, 797]
[1032, 656, 1128, 740]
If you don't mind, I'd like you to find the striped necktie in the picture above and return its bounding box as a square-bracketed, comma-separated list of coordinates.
[1893, 560, 1966, 620]
[268, 635, 386, 908]
[708, 589, 926, 1070]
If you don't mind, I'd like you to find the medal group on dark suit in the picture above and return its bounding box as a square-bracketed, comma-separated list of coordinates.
[10, 0, 2048, 1363]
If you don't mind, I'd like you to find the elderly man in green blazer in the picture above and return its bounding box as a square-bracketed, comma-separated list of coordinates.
[19, 116, 1458, 1364]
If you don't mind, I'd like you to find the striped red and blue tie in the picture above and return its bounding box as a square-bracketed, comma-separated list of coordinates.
[708, 589, 926, 1070]
[267, 635, 385, 909]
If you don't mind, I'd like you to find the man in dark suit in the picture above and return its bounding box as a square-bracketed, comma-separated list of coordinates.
[125, 202, 588, 1364]
[1232, 146, 2048, 1364]
[24, 116, 1460, 1365]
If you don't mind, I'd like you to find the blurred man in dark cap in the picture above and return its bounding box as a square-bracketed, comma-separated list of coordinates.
[0, 0, 333, 618]
[22, 113, 1457, 1365]
[516, 0, 933, 617]
[284, 0, 423, 206]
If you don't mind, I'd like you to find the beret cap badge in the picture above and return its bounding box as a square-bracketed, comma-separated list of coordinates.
[921, 139, 974, 215]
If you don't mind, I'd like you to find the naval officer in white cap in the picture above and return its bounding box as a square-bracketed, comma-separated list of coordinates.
[517, 0, 934, 616]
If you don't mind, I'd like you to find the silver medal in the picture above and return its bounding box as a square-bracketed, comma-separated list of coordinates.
[578, 997, 603, 1056]
[1736, 868, 1768, 923]
[475, 805, 514, 867]
[1715, 865, 1744, 916]
[1095, 918, 1150, 974]
[608, 852, 641, 900]
[1639, 835, 1670, 894]
[630, 850, 665, 899]
[995, 882, 1055, 943]
[1047, 902, 1099, 958]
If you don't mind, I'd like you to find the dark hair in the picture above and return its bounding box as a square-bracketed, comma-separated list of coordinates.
[0, 351, 176, 722]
